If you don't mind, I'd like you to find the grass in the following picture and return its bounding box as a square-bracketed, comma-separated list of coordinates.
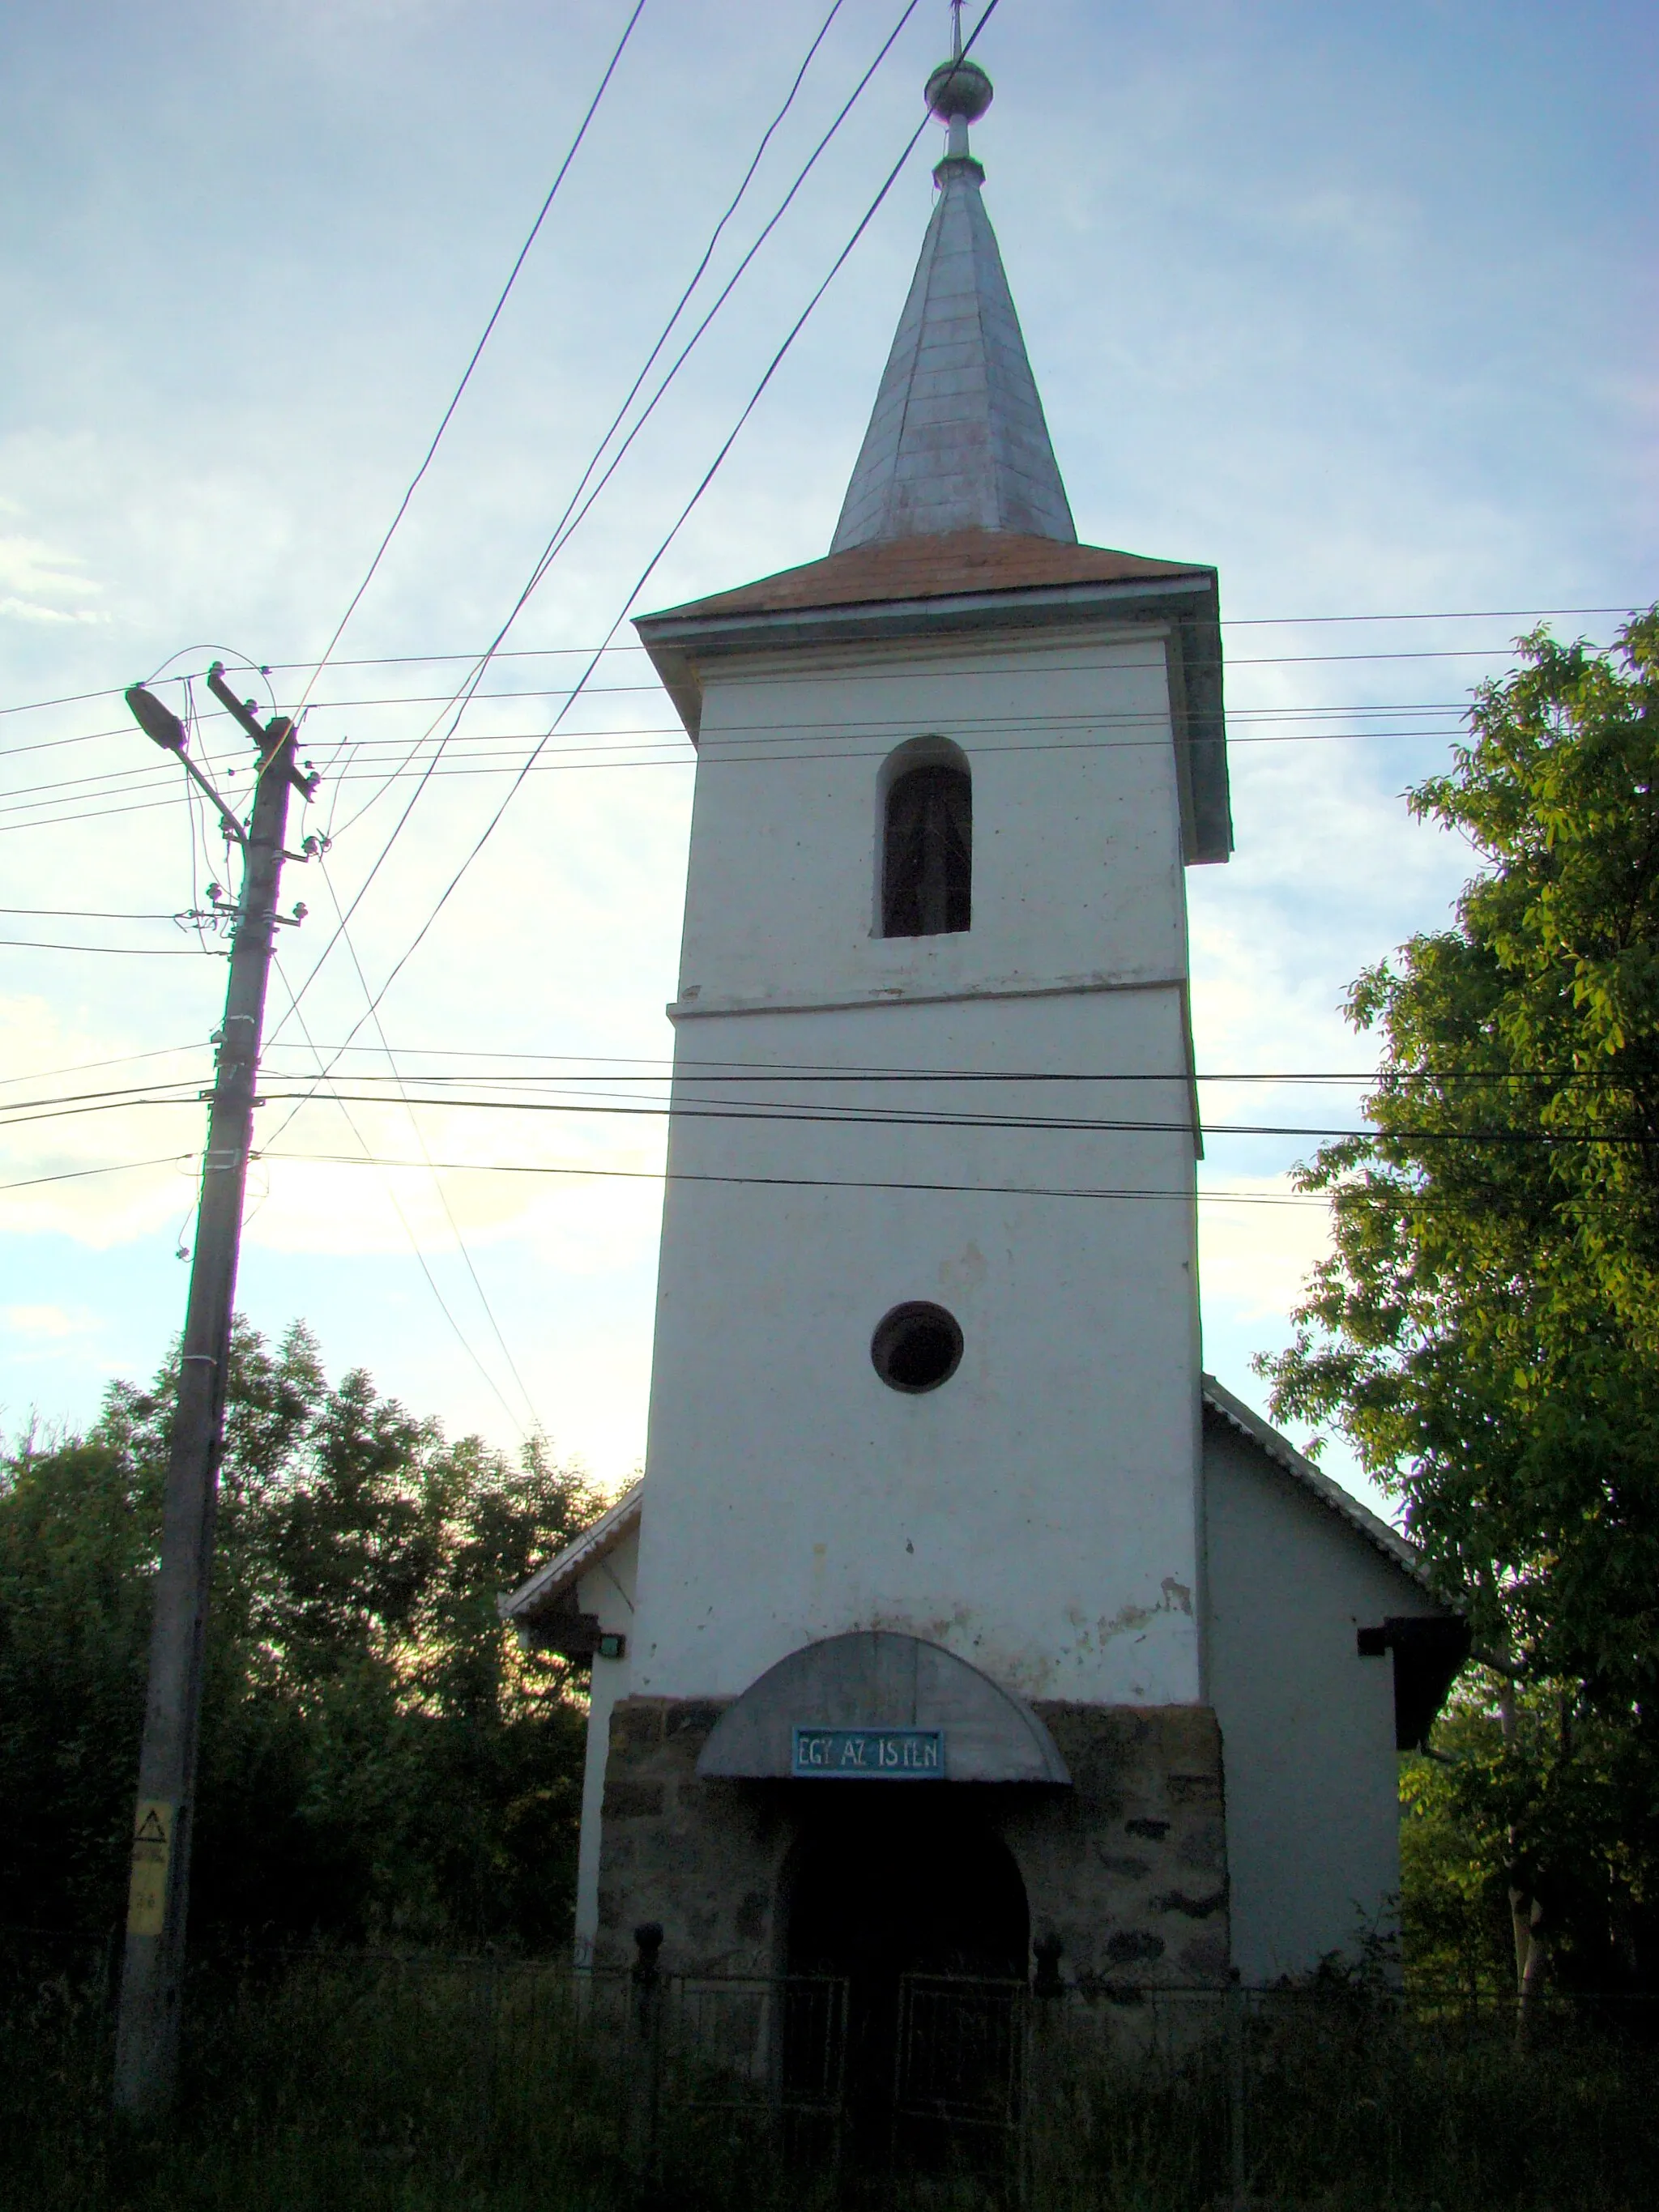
[3, 1940, 1656, 2211]
[1027, 1985, 1659, 2210]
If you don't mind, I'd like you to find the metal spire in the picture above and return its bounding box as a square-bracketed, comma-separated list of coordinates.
[829, 29, 1075, 552]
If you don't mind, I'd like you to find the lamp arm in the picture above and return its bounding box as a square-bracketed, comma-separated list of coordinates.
[178, 749, 249, 846]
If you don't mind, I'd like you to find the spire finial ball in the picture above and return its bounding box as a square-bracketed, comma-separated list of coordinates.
[924, 53, 992, 126]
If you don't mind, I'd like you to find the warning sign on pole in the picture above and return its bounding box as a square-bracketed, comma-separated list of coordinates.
[126, 1801, 173, 1938]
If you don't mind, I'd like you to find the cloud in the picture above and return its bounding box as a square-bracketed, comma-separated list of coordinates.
[243, 1108, 667, 1272]
[1198, 1174, 1333, 1328]
[2, 1302, 96, 1342]
[1, 0, 1649, 1477]
[0, 987, 670, 1273]
[0, 599, 108, 625]
[0, 995, 206, 1248]
[0, 529, 105, 624]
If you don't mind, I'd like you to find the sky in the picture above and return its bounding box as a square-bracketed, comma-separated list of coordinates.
[2, 0, 1655, 1519]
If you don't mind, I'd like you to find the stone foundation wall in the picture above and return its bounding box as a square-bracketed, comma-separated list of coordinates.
[1013, 1703, 1230, 1988]
[595, 1695, 1229, 1986]
[595, 1696, 768, 1974]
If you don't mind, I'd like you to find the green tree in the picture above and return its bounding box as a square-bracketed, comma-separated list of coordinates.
[1400, 1679, 1657, 1998]
[1261, 610, 1659, 1993]
[0, 1321, 599, 1948]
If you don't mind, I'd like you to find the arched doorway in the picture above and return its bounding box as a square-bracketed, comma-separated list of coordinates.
[784, 1793, 1028, 2169]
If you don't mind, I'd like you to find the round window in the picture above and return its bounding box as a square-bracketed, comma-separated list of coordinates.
[871, 1302, 964, 1394]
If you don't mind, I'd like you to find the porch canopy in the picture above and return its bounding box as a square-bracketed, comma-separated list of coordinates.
[697, 1630, 1071, 1785]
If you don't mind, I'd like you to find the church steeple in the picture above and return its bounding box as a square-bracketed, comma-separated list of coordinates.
[830, 32, 1075, 553]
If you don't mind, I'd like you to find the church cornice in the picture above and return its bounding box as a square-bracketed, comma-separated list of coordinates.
[667, 969, 1196, 1025]
[636, 547, 1232, 866]
[643, 528, 1207, 625]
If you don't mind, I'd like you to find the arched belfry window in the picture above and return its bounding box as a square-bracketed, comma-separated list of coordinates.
[881, 758, 971, 937]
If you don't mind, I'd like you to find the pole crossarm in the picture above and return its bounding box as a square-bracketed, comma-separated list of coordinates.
[206, 661, 318, 796]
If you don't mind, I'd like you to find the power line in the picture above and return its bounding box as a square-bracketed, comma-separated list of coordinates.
[260, 4, 961, 1089]
[0, 1042, 203, 1089]
[256, 1101, 1659, 1146]
[0, 906, 190, 921]
[0, 696, 1481, 780]
[4, 690, 1485, 766]
[472, 0, 852, 674]
[4, 1046, 1622, 1090]
[0, 693, 1510, 812]
[0, 1155, 194, 1194]
[261, 1063, 1646, 1089]
[279, 0, 648, 739]
[3, 633, 1636, 753]
[3, 1144, 1653, 1210]
[104, 8, 866, 1447]
[296, 0, 930, 892]
[2, 0, 928, 813]
[8, 1080, 1657, 1147]
[0, 719, 1584, 836]
[249, 0, 923, 1048]
[0, 727, 1471, 819]
[301, 873, 545, 1433]
[0, 1147, 1315, 1207]
[0, 939, 224, 957]
[220, 602, 1659, 653]
[269, 950, 539, 1441]
[4, 1060, 1637, 1097]
[3, 605, 1649, 724]
[9, 620, 1644, 761]
[0, 722, 1469, 812]
[262, 1151, 1300, 1204]
[0, 656, 1604, 783]
[454, 0, 932, 654]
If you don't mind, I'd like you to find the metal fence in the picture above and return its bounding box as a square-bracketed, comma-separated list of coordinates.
[4, 1927, 1657, 2210]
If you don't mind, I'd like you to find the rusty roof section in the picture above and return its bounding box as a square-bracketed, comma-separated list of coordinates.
[648, 529, 1211, 624]
[633, 528, 1232, 865]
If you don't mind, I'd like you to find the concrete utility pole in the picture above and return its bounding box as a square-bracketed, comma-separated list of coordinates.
[113, 664, 315, 2118]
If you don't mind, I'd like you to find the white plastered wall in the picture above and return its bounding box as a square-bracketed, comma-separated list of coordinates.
[674, 625, 1192, 1009]
[1202, 1419, 1443, 1979]
[572, 1527, 638, 1961]
[630, 624, 1207, 1709]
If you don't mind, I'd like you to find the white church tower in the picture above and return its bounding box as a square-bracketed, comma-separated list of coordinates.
[505, 29, 1461, 1997]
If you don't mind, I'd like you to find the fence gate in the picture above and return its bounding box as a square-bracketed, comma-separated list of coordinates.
[661, 1973, 850, 2167]
[892, 1972, 1025, 2183]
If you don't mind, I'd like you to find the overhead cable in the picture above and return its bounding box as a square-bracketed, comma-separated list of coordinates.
[301, 875, 545, 1432]
[8, 1081, 1658, 1147]
[262, 0, 928, 1041]
[301, 0, 928, 865]
[270, 951, 539, 1439]
[0, 1149, 1625, 1210]
[280, 0, 648, 737]
[3, 604, 1651, 724]
[259, 4, 976, 1093]
[7, 1049, 1625, 1090]
[0, 688, 1485, 770]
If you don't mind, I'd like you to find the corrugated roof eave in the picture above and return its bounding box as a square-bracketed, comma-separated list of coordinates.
[1201, 1375, 1433, 1589]
[497, 1481, 643, 1622]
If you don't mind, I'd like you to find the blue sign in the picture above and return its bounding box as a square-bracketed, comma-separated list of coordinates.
[791, 1727, 945, 1779]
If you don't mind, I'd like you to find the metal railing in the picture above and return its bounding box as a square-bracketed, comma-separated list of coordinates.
[5, 1925, 1658, 2210]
